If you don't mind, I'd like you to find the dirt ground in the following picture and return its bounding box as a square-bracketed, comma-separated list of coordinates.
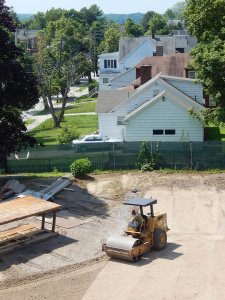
[1, 171, 225, 299]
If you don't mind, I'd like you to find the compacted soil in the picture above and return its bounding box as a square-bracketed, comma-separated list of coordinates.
[1, 172, 225, 299]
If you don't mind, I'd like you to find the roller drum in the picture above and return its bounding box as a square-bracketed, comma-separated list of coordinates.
[103, 235, 143, 261]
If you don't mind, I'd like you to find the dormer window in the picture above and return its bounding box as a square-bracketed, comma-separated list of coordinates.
[104, 59, 117, 69]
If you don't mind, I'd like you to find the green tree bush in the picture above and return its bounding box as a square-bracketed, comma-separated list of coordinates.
[136, 141, 161, 171]
[70, 158, 93, 177]
[88, 80, 99, 92]
[57, 126, 80, 144]
[0, 0, 39, 171]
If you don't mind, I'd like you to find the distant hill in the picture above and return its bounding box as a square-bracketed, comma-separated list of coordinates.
[103, 13, 144, 24]
[17, 13, 144, 24]
[17, 13, 34, 21]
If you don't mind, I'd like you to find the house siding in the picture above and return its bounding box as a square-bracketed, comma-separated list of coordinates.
[111, 68, 136, 90]
[125, 97, 203, 142]
[163, 78, 203, 103]
[120, 41, 156, 71]
[121, 83, 165, 114]
[98, 113, 125, 140]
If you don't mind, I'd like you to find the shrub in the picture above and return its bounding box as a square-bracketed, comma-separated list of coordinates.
[57, 126, 80, 144]
[88, 80, 99, 92]
[70, 158, 93, 177]
[136, 141, 161, 171]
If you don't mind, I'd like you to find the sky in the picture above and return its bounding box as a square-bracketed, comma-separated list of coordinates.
[5, 0, 179, 14]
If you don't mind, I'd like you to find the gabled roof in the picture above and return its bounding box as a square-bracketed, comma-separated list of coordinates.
[97, 90, 134, 113]
[110, 74, 204, 113]
[119, 39, 156, 63]
[110, 66, 135, 82]
[136, 53, 191, 78]
[97, 73, 204, 115]
[124, 91, 166, 121]
[119, 37, 156, 61]
[124, 86, 203, 122]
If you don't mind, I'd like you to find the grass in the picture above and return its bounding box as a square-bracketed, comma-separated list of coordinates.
[30, 115, 98, 145]
[65, 101, 96, 114]
[36, 98, 96, 116]
[25, 119, 34, 126]
[76, 96, 97, 103]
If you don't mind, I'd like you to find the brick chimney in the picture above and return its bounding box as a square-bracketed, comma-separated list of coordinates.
[156, 45, 163, 56]
[152, 29, 156, 40]
[140, 65, 152, 85]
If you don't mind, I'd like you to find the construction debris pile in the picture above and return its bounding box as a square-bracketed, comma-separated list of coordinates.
[0, 179, 25, 200]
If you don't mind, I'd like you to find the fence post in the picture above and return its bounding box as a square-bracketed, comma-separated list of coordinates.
[113, 143, 116, 169]
[35, 144, 38, 173]
[190, 141, 193, 170]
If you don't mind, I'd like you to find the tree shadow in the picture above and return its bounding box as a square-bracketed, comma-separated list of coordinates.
[204, 127, 225, 140]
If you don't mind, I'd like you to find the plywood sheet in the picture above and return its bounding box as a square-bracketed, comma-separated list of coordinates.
[0, 196, 62, 225]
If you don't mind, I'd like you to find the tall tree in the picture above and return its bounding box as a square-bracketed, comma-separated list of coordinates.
[100, 26, 121, 53]
[35, 16, 93, 128]
[0, 0, 39, 170]
[141, 11, 157, 33]
[148, 14, 169, 35]
[185, 0, 225, 124]
[124, 18, 143, 37]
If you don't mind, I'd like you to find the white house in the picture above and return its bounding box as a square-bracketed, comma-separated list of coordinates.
[97, 74, 205, 142]
[99, 37, 157, 90]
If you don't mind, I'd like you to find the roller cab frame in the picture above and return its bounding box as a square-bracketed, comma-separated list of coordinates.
[102, 198, 169, 261]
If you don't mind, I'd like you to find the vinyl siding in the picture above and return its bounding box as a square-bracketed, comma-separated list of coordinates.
[164, 78, 203, 103]
[120, 42, 156, 70]
[98, 113, 125, 140]
[125, 96, 204, 141]
[117, 82, 164, 115]
[111, 68, 136, 90]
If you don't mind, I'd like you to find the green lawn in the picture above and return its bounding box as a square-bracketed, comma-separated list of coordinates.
[37, 99, 96, 116]
[25, 119, 34, 126]
[76, 96, 97, 103]
[65, 101, 96, 114]
[30, 115, 98, 145]
[204, 126, 225, 141]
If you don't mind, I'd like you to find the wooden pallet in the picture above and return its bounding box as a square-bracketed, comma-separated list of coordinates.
[0, 224, 58, 255]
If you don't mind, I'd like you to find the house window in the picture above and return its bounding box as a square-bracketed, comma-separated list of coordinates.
[176, 48, 185, 53]
[187, 70, 196, 79]
[103, 78, 108, 84]
[153, 129, 164, 135]
[104, 59, 117, 69]
[165, 129, 176, 135]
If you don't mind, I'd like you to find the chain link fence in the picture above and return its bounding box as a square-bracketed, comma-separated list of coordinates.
[7, 141, 225, 173]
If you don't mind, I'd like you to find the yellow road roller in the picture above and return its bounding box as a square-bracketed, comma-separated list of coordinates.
[102, 198, 169, 261]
